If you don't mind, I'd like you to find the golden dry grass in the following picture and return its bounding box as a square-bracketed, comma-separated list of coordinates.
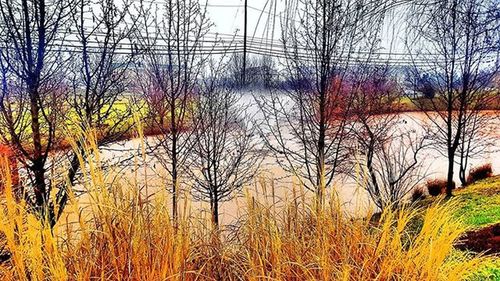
[0, 129, 486, 280]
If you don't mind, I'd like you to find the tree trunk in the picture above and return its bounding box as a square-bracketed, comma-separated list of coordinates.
[316, 155, 325, 212]
[446, 149, 455, 197]
[32, 160, 46, 208]
[170, 92, 178, 225]
[459, 160, 467, 186]
[29, 84, 47, 210]
[52, 152, 81, 227]
[211, 191, 219, 228]
[171, 143, 178, 228]
[172, 164, 178, 226]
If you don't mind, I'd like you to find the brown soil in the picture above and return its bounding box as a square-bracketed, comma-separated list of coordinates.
[456, 223, 500, 254]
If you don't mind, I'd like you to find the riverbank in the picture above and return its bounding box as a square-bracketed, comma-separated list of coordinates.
[421, 176, 500, 280]
[454, 176, 500, 280]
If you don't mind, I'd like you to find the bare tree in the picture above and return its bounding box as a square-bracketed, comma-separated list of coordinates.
[0, 0, 75, 222]
[456, 71, 499, 185]
[133, 0, 212, 222]
[256, 55, 277, 89]
[228, 53, 256, 89]
[366, 132, 427, 209]
[188, 58, 261, 227]
[347, 66, 427, 209]
[257, 0, 390, 207]
[406, 0, 500, 196]
[53, 0, 138, 223]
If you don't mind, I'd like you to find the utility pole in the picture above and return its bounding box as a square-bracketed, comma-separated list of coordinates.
[242, 0, 248, 86]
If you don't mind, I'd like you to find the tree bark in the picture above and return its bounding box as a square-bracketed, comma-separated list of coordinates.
[171, 152, 178, 225]
[29, 84, 47, 212]
[459, 159, 467, 186]
[446, 149, 455, 197]
[211, 190, 219, 227]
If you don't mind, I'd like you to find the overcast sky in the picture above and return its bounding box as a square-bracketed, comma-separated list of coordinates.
[74, 0, 412, 63]
[204, 0, 408, 52]
[205, 0, 283, 38]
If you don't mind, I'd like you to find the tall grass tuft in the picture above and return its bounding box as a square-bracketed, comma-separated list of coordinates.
[233, 194, 482, 280]
[0, 129, 484, 280]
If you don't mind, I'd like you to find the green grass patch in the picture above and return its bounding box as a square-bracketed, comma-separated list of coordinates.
[467, 258, 500, 281]
[419, 176, 500, 279]
[454, 176, 500, 280]
[454, 176, 500, 228]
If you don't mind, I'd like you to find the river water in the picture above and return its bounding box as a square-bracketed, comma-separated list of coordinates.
[92, 91, 500, 224]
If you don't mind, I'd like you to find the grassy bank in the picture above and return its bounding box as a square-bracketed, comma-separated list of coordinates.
[452, 176, 500, 229]
[444, 176, 500, 280]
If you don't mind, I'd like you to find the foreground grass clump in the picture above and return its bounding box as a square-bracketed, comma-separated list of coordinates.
[0, 137, 485, 280]
[0, 191, 483, 279]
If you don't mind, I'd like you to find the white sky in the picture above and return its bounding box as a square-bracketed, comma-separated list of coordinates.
[76, 0, 413, 63]
[203, 0, 408, 53]
[204, 0, 283, 39]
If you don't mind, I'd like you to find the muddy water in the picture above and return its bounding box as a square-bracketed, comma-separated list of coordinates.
[94, 94, 500, 225]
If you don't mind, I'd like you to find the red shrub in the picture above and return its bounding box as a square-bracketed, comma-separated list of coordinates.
[456, 223, 500, 254]
[324, 74, 401, 124]
[466, 163, 493, 184]
[426, 179, 455, 196]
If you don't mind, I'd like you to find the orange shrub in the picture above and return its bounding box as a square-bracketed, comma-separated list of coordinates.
[0, 145, 19, 190]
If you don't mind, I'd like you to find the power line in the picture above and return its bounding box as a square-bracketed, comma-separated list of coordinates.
[53, 37, 441, 62]
[0, 1, 470, 66]
[0, 31, 450, 65]
[39, 18, 442, 58]
[0, 25, 452, 65]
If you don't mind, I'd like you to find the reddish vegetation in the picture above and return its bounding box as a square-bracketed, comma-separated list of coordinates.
[467, 163, 493, 185]
[323, 75, 402, 124]
[456, 223, 500, 254]
[0, 145, 19, 189]
[322, 73, 500, 116]
[426, 179, 455, 196]
[324, 77, 350, 121]
[411, 187, 426, 202]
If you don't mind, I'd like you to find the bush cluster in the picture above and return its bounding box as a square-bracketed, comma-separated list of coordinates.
[467, 163, 493, 185]
[411, 186, 426, 202]
[427, 179, 455, 196]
